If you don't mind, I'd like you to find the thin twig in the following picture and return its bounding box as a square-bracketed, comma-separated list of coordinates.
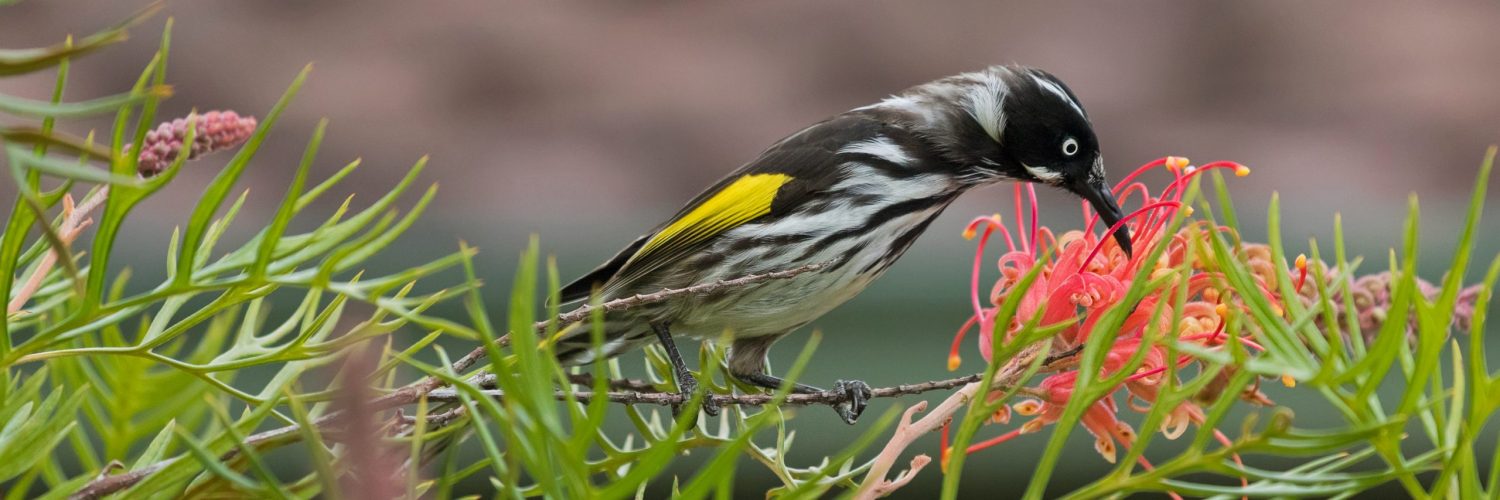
[394, 405, 468, 430]
[423, 373, 986, 409]
[8, 187, 108, 315]
[563, 373, 659, 392]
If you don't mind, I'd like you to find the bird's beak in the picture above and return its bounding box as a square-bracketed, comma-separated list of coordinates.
[1073, 176, 1132, 257]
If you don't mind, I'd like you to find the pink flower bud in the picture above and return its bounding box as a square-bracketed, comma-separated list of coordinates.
[131, 110, 258, 177]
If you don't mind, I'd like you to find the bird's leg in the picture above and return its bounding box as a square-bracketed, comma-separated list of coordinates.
[650, 322, 719, 417]
[728, 337, 871, 425]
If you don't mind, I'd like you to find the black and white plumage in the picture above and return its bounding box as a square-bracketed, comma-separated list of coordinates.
[553, 65, 1128, 424]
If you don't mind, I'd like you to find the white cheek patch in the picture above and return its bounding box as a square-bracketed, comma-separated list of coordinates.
[1022, 163, 1064, 182]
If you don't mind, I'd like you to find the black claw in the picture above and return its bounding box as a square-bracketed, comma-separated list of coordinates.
[651, 322, 718, 419]
[673, 372, 719, 418]
[833, 379, 872, 425]
[690, 378, 721, 418]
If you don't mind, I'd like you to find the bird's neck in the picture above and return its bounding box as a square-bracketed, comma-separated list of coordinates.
[851, 103, 997, 187]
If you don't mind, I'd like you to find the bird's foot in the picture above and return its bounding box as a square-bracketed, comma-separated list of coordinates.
[672, 371, 720, 418]
[831, 379, 872, 425]
[650, 322, 719, 419]
[729, 372, 869, 424]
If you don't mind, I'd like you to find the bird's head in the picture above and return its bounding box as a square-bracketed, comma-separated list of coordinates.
[888, 65, 1131, 255]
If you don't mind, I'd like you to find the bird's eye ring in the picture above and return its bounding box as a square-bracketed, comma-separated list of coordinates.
[1061, 137, 1079, 156]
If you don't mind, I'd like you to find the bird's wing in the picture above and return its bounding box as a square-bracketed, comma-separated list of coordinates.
[558, 114, 889, 303]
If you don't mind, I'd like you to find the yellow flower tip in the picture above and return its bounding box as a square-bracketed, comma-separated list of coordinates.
[1281, 373, 1297, 388]
[1095, 439, 1118, 464]
[963, 214, 1002, 240]
[947, 354, 963, 372]
[940, 447, 952, 473]
[1214, 303, 1230, 318]
[1165, 156, 1191, 171]
[1295, 254, 1308, 270]
[1182, 206, 1196, 217]
[1234, 165, 1252, 177]
[1161, 416, 1189, 440]
[1020, 419, 1045, 434]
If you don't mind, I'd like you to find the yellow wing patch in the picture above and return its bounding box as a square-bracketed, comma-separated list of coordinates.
[628, 173, 792, 267]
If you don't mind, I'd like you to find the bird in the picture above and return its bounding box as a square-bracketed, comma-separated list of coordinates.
[553, 65, 1129, 424]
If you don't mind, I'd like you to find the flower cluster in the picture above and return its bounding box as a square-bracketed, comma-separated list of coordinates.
[944, 157, 1269, 466]
[135, 110, 257, 177]
[1292, 266, 1482, 341]
[941, 155, 1486, 472]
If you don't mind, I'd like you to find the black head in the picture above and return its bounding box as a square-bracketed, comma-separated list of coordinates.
[939, 66, 1130, 255]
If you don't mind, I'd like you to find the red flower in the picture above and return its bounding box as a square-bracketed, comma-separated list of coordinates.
[944, 157, 1270, 468]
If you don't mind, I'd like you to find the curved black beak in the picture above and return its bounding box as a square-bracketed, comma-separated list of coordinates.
[1073, 177, 1132, 257]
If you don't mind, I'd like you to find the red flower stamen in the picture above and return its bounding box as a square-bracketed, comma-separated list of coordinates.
[940, 421, 953, 471]
[966, 217, 999, 320]
[1014, 184, 1030, 253]
[1157, 161, 1248, 203]
[1083, 201, 1182, 268]
[1111, 156, 1173, 196]
[949, 315, 977, 371]
[965, 427, 1024, 454]
[1179, 332, 1265, 352]
[1027, 183, 1040, 254]
[1086, 182, 1153, 234]
[965, 214, 1016, 253]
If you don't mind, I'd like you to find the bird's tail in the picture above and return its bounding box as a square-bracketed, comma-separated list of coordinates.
[549, 319, 656, 366]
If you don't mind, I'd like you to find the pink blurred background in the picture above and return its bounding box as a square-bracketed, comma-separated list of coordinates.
[5, 2, 1499, 232]
[3, 1, 1498, 495]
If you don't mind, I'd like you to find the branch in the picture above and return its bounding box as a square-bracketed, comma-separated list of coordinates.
[369, 261, 830, 411]
[853, 345, 1059, 499]
[70, 461, 170, 500]
[423, 373, 986, 409]
[859, 404, 935, 498]
[8, 187, 107, 315]
[564, 373, 660, 392]
[71, 262, 830, 498]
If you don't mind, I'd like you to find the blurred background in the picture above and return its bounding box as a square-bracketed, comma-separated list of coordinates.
[3, 1, 1499, 497]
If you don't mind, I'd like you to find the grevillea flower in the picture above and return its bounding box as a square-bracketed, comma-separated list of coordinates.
[942, 156, 1269, 470]
[942, 155, 1487, 476]
[1290, 264, 1483, 342]
[134, 110, 257, 177]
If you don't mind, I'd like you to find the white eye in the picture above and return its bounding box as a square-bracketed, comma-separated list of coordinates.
[1061, 137, 1080, 156]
